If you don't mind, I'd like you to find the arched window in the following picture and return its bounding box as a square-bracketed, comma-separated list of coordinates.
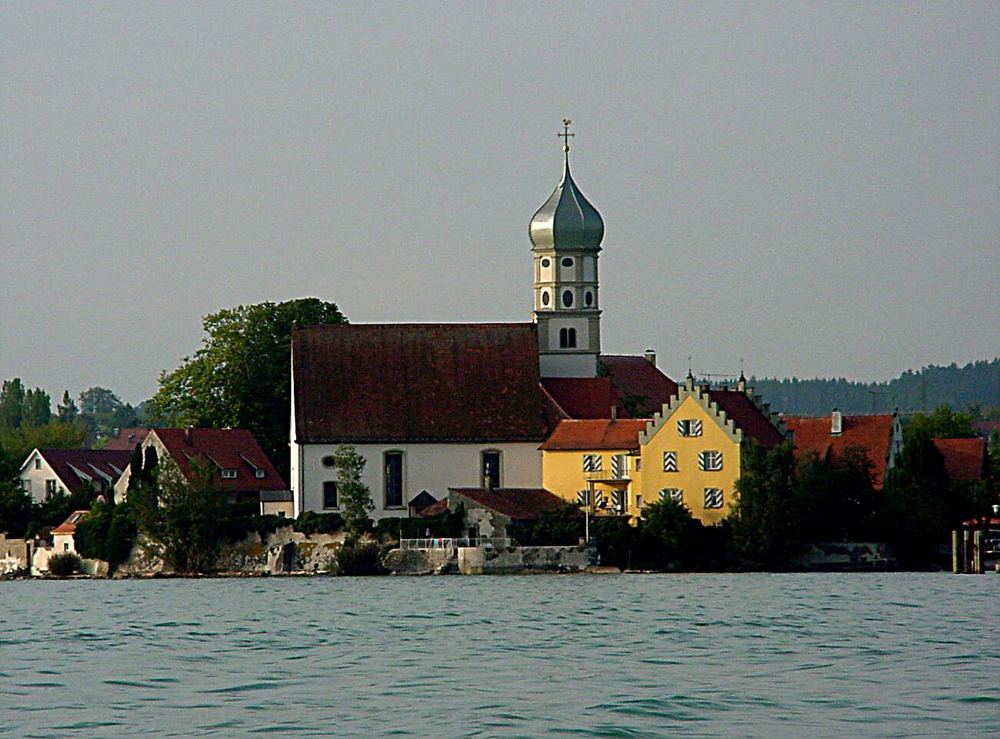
[567, 328, 577, 347]
[562, 290, 573, 308]
[584, 291, 594, 307]
[541, 290, 550, 306]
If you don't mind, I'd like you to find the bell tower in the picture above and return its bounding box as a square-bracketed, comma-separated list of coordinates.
[529, 120, 604, 378]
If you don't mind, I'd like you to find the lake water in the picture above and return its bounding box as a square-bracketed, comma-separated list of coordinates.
[2, 573, 998, 737]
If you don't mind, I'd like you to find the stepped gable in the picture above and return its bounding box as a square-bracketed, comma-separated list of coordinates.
[784, 414, 895, 488]
[540, 419, 649, 451]
[600, 355, 678, 416]
[932, 437, 987, 481]
[448, 488, 572, 520]
[293, 323, 555, 443]
[154, 428, 285, 492]
[541, 377, 623, 419]
[38, 449, 132, 496]
[707, 389, 786, 448]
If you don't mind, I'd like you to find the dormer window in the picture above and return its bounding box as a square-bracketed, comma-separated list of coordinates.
[255, 469, 265, 479]
[221, 469, 237, 479]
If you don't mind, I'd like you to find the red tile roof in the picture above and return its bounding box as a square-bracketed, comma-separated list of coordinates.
[600, 355, 678, 416]
[539, 419, 649, 451]
[541, 377, 623, 419]
[153, 428, 287, 492]
[708, 389, 785, 448]
[784, 414, 896, 489]
[103, 428, 151, 450]
[51, 510, 89, 535]
[416, 498, 449, 517]
[449, 488, 573, 520]
[932, 438, 987, 481]
[292, 323, 555, 443]
[35, 449, 132, 496]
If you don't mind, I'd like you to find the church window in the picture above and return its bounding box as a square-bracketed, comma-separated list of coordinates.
[321, 455, 335, 468]
[677, 419, 703, 437]
[559, 327, 577, 348]
[562, 290, 573, 308]
[561, 257, 573, 267]
[323, 481, 338, 509]
[698, 451, 723, 471]
[584, 291, 594, 307]
[541, 291, 550, 306]
[481, 450, 501, 489]
[663, 451, 678, 472]
[384, 451, 404, 508]
[541, 258, 550, 268]
[704, 488, 724, 509]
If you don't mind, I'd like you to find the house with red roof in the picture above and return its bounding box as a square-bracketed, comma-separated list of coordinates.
[446, 488, 576, 542]
[103, 427, 151, 450]
[783, 411, 903, 490]
[51, 510, 89, 554]
[113, 428, 291, 516]
[19, 448, 131, 504]
[932, 437, 989, 482]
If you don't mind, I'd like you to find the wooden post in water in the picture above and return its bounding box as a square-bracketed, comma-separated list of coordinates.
[952, 530, 960, 574]
[972, 529, 983, 575]
[963, 530, 973, 573]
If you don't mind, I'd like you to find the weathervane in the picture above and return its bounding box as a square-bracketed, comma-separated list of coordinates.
[559, 118, 574, 154]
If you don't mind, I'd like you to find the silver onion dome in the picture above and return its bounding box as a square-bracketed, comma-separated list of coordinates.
[529, 156, 605, 252]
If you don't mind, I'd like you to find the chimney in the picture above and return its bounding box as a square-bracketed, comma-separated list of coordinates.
[831, 409, 842, 435]
[643, 349, 656, 367]
[737, 372, 747, 393]
[610, 405, 618, 421]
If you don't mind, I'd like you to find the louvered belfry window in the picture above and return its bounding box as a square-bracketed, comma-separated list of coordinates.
[698, 451, 723, 471]
[663, 451, 678, 472]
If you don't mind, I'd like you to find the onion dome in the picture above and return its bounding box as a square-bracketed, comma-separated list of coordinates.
[529, 129, 604, 252]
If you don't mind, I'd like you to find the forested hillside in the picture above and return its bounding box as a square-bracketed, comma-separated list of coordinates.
[749, 359, 1000, 416]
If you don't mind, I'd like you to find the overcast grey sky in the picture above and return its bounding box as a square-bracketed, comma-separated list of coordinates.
[2, 2, 998, 404]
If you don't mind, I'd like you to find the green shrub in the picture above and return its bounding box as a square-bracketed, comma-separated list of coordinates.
[293, 511, 344, 535]
[334, 542, 385, 575]
[48, 552, 82, 577]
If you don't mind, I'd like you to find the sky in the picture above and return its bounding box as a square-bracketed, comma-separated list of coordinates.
[2, 2, 998, 404]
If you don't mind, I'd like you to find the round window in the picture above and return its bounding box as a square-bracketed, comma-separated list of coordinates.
[585, 291, 594, 307]
[561, 257, 573, 267]
[541, 291, 550, 306]
[322, 455, 336, 468]
[562, 290, 573, 308]
[540, 258, 550, 268]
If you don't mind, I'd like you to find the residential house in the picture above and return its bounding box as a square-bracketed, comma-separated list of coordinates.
[932, 437, 989, 483]
[784, 411, 904, 490]
[103, 427, 150, 450]
[19, 448, 131, 504]
[113, 428, 291, 516]
[51, 510, 89, 554]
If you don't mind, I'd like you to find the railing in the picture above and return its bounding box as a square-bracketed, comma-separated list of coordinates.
[399, 537, 511, 551]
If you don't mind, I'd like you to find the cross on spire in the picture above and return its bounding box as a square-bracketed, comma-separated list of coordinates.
[559, 118, 574, 153]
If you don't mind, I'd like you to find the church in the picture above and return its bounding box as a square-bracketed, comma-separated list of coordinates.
[289, 125, 780, 522]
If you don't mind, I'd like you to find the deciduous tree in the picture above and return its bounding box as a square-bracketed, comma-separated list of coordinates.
[332, 445, 373, 539]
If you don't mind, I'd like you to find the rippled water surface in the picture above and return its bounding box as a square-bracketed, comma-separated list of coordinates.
[2, 574, 998, 736]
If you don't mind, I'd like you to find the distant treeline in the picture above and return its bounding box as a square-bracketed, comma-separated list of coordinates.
[747, 358, 1000, 416]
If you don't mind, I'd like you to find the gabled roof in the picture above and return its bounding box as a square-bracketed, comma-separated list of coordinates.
[449, 488, 572, 520]
[152, 428, 286, 492]
[784, 414, 896, 489]
[408, 490, 439, 512]
[30, 449, 132, 496]
[103, 428, 150, 450]
[540, 419, 649, 451]
[541, 377, 623, 419]
[599, 355, 678, 416]
[708, 389, 785, 448]
[293, 323, 555, 443]
[52, 510, 89, 535]
[932, 437, 987, 481]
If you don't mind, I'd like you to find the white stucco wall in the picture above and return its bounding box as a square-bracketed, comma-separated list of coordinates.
[19, 450, 65, 503]
[292, 441, 543, 521]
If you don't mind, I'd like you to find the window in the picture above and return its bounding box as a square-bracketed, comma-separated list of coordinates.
[611, 454, 627, 479]
[677, 419, 703, 437]
[663, 451, 678, 472]
[582, 454, 602, 472]
[45, 479, 58, 499]
[34, 458, 41, 470]
[594, 490, 606, 508]
[541, 291, 550, 306]
[576, 489, 591, 505]
[704, 488, 724, 509]
[321, 455, 336, 468]
[277, 511, 286, 518]
[63, 543, 70, 552]
[541, 258, 550, 268]
[635, 495, 643, 509]
[558, 327, 577, 348]
[698, 451, 723, 471]
[611, 489, 625, 514]
[323, 481, 338, 509]
[660, 488, 684, 503]
[255, 469, 266, 479]
[562, 290, 573, 308]
[384, 452, 404, 508]
[635, 458, 642, 471]
[481, 450, 501, 489]
[221, 469, 237, 479]
[561, 257, 573, 267]
[585, 291, 594, 307]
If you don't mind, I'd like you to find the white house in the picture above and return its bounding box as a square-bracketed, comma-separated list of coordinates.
[19, 448, 131, 504]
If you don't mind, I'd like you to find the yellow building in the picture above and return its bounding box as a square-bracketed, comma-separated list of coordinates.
[540, 377, 786, 526]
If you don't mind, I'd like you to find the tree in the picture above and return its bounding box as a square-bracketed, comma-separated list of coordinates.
[22, 389, 51, 428]
[729, 441, 801, 568]
[78, 387, 124, 416]
[148, 298, 347, 476]
[57, 391, 79, 422]
[331, 445, 373, 538]
[0, 379, 26, 429]
[906, 405, 977, 439]
[0, 479, 34, 538]
[796, 445, 879, 542]
[640, 498, 701, 569]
